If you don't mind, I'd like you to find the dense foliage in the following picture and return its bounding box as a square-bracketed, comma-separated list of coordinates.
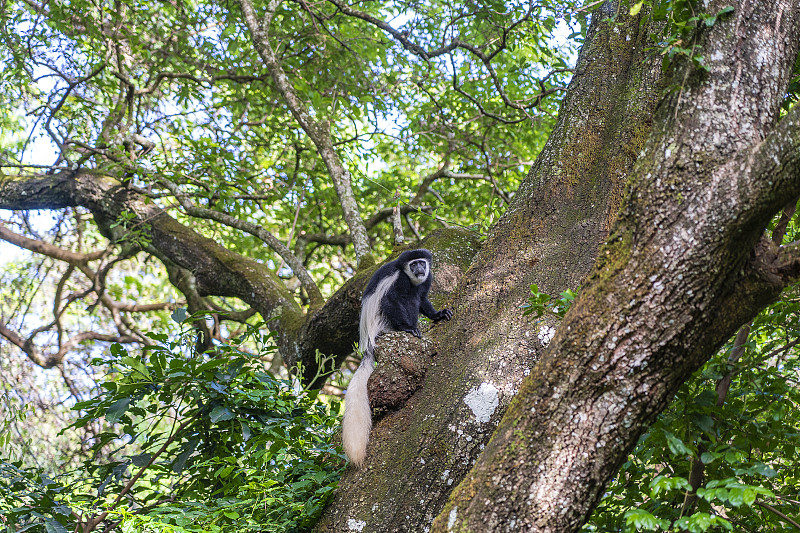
[1, 0, 800, 530]
[1, 321, 344, 532]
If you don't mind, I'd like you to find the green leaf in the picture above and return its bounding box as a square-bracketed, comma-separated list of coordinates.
[700, 451, 716, 464]
[624, 508, 669, 530]
[629, 1, 644, 16]
[210, 405, 235, 423]
[105, 397, 130, 424]
[44, 519, 69, 533]
[130, 452, 152, 467]
[171, 307, 188, 323]
[173, 439, 199, 473]
[691, 414, 714, 433]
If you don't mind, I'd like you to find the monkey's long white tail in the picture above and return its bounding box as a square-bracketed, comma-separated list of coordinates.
[342, 351, 374, 468]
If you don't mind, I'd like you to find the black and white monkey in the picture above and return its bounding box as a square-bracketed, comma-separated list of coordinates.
[342, 249, 452, 467]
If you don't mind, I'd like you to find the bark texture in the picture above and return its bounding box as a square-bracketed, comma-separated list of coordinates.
[435, 1, 800, 531]
[315, 4, 664, 531]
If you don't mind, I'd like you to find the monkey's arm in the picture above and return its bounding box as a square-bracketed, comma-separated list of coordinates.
[420, 298, 453, 322]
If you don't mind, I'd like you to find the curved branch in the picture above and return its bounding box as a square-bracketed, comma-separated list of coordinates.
[0, 222, 105, 264]
[159, 176, 324, 308]
[0, 320, 137, 369]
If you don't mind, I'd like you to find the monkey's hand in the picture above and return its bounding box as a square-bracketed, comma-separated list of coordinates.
[400, 327, 423, 338]
[433, 309, 453, 322]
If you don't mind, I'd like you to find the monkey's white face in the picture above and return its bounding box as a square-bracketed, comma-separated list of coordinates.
[403, 258, 429, 286]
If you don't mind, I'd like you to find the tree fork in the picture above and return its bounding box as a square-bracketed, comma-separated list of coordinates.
[316, 2, 663, 530]
[435, 0, 800, 531]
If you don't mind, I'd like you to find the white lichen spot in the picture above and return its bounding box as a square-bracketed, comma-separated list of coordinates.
[464, 382, 499, 424]
[538, 325, 556, 346]
[524, 368, 530, 376]
[441, 469, 451, 481]
[419, 457, 426, 464]
[347, 518, 367, 531]
[447, 507, 458, 531]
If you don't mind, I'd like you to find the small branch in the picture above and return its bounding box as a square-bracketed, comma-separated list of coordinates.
[410, 158, 450, 206]
[772, 198, 798, 245]
[392, 205, 404, 245]
[0, 320, 136, 369]
[294, 204, 434, 254]
[715, 324, 750, 407]
[405, 213, 422, 241]
[321, 0, 461, 60]
[755, 500, 800, 529]
[159, 176, 324, 308]
[0, 223, 105, 264]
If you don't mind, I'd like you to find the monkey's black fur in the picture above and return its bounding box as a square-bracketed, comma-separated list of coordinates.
[342, 248, 452, 467]
[364, 249, 452, 338]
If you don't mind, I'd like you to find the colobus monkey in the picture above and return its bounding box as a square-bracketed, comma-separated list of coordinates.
[342, 249, 452, 467]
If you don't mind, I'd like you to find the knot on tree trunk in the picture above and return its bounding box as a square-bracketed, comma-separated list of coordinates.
[368, 331, 435, 416]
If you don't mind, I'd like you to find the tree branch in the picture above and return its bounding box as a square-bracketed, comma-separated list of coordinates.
[0, 222, 105, 264]
[158, 176, 324, 308]
[745, 102, 800, 226]
[754, 500, 800, 530]
[237, 0, 372, 264]
[0, 320, 137, 369]
[0, 171, 310, 363]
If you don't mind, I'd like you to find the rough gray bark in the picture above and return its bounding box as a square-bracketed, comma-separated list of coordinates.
[315, 3, 665, 530]
[434, 0, 800, 531]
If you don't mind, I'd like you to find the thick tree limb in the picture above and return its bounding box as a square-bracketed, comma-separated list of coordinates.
[0, 171, 309, 357]
[237, 0, 372, 264]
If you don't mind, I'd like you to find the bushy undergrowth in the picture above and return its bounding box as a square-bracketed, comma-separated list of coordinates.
[0, 324, 345, 533]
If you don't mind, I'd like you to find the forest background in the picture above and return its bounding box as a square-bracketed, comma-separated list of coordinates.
[1, 0, 799, 531]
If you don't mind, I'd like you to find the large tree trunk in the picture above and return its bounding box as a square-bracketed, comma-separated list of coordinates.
[433, 1, 800, 532]
[318, 1, 800, 531]
[316, 4, 665, 530]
